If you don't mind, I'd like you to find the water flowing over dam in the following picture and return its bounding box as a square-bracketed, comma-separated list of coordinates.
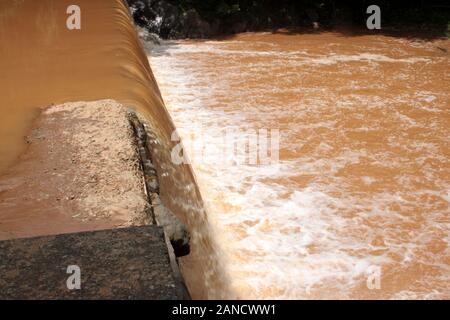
[0, 0, 158, 172]
[0, 0, 449, 300]
[148, 32, 450, 299]
[0, 0, 229, 299]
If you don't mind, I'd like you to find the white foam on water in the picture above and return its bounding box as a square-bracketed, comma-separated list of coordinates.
[149, 42, 430, 65]
[147, 36, 450, 299]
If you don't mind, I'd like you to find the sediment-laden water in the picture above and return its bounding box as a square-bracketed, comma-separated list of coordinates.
[148, 32, 450, 299]
[1, 0, 449, 300]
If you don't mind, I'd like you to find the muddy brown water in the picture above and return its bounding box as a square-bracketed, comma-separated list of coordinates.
[148, 32, 450, 299]
[0, 0, 449, 300]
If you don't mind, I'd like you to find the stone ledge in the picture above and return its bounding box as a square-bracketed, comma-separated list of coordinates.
[0, 226, 186, 299]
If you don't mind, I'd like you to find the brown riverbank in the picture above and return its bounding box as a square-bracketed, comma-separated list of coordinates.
[0, 100, 152, 240]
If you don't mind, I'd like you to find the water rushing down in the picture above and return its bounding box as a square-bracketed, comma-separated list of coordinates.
[148, 32, 450, 299]
[0, 0, 230, 299]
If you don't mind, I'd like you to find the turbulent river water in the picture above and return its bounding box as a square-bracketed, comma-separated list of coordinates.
[148, 32, 450, 299]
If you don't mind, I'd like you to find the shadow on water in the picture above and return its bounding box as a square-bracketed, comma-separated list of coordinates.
[143, 25, 450, 59]
[210, 24, 450, 42]
[274, 26, 448, 40]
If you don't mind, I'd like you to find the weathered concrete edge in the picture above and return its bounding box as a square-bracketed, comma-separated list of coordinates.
[0, 104, 191, 300]
[128, 110, 191, 299]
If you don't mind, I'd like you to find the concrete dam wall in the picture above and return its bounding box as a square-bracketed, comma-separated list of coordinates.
[0, 0, 227, 299]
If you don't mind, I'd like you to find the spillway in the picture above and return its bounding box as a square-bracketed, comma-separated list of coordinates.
[0, 0, 229, 299]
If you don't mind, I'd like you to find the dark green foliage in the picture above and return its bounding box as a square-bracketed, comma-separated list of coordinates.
[126, 0, 450, 38]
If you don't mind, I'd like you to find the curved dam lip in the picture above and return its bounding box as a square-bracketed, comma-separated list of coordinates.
[0, 0, 168, 174]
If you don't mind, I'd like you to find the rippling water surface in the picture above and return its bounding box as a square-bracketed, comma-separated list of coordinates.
[148, 32, 450, 299]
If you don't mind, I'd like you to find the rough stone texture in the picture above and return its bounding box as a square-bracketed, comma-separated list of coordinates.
[128, 112, 190, 257]
[0, 226, 185, 299]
